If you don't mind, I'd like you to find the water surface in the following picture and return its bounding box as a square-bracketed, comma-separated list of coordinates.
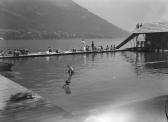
[0, 39, 168, 122]
[0, 38, 122, 52]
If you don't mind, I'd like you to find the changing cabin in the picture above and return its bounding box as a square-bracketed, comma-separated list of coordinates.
[116, 22, 168, 52]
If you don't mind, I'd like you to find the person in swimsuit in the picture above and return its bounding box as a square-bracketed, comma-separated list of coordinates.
[67, 65, 74, 76]
[63, 65, 74, 88]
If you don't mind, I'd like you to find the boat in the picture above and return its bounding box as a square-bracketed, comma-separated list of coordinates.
[0, 62, 14, 71]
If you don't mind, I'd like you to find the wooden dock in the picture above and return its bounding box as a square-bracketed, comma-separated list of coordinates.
[0, 50, 124, 59]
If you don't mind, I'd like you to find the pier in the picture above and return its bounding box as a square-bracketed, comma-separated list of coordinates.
[0, 49, 124, 59]
[2, 22, 168, 59]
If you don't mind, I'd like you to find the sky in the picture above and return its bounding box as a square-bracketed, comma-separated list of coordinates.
[73, 0, 168, 31]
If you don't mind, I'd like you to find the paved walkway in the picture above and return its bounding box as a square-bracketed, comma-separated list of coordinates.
[0, 74, 42, 110]
[0, 75, 69, 122]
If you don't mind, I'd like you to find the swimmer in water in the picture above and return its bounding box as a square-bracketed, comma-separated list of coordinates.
[67, 65, 74, 76]
[63, 65, 74, 88]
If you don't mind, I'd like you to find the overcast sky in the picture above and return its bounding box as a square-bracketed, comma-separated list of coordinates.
[73, 0, 168, 31]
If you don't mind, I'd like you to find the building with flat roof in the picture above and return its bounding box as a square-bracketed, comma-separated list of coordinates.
[116, 22, 168, 51]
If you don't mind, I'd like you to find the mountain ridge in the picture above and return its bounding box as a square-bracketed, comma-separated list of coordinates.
[0, 0, 129, 39]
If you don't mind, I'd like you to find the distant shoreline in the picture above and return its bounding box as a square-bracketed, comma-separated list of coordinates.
[2, 37, 121, 41]
[2, 35, 115, 40]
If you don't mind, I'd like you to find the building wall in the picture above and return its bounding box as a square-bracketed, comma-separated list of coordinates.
[145, 32, 168, 50]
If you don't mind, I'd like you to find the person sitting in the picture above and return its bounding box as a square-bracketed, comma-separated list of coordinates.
[86, 45, 90, 51]
[72, 48, 76, 52]
[48, 47, 53, 52]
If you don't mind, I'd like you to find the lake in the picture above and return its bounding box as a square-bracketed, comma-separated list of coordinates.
[0, 39, 168, 122]
[0, 38, 124, 52]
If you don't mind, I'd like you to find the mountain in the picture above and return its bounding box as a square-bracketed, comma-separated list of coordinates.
[0, 0, 129, 39]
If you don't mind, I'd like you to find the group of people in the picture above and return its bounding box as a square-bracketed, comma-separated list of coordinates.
[136, 23, 143, 29]
[102, 45, 116, 51]
[0, 48, 29, 56]
[80, 40, 116, 52]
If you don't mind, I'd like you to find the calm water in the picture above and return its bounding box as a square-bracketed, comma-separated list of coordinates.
[0, 38, 123, 52]
[0, 39, 168, 122]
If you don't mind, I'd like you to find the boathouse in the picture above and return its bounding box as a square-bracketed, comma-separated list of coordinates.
[116, 22, 168, 51]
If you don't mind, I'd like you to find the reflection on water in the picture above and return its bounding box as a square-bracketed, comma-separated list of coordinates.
[62, 85, 71, 95]
[1, 51, 168, 122]
[121, 52, 168, 76]
[83, 95, 168, 122]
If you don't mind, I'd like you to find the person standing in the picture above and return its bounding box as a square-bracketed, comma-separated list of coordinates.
[67, 65, 74, 76]
[81, 39, 86, 51]
[66, 65, 74, 84]
[110, 45, 113, 50]
[63, 65, 74, 88]
[106, 45, 109, 50]
[91, 41, 94, 51]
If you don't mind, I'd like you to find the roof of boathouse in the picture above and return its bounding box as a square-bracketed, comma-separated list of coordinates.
[133, 22, 168, 34]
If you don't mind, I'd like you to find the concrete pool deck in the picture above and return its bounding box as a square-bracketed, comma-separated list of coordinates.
[0, 74, 44, 110]
[0, 74, 70, 122]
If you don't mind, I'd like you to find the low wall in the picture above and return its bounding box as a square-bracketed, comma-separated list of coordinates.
[0, 74, 43, 110]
